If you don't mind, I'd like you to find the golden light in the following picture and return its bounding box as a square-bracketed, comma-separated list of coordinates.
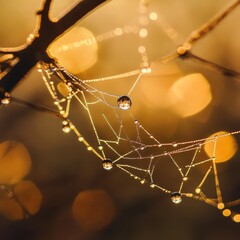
[222, 209, 231, 217]
[0, 193, 23, 221]
[0, 141, 31, 185]
[204, 131, 238, 163]
[195, 188, 201, 194]
[14, 180, 42, 215]
[139, 28, 148, 38]
[139, 62, 182, 109]
[217, 203, 225, 210]
[0, 180, 42, 220]
[149, 12, 158, 21]
[72, 189, 116, 231]
[48, 27, 98, 74]
[168, 73, 212, 117]
[233, 214, 240, 223]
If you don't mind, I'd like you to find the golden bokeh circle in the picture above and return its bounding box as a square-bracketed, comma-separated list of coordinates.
[72, 189, 115, 231]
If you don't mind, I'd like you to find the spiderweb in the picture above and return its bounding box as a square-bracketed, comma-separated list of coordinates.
[24, 0, 240, 222]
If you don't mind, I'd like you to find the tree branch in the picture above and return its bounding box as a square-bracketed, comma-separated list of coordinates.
[0, 0, 109, 93]
[185, 0, 240, 46]
[187, 52, 240, 78]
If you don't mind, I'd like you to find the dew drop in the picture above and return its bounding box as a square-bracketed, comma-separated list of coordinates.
[0, 92, 11, 106]
[195, 188, 201, 194]
[150, 183, 155, 188]
[102, 159, 113, 170]
[140, 179, 146, 184]
[78, 137, 84, 142]
[171, 192, 182, 204]
[173, 142, 178, 147]
[117, 96, 132, 110]
[62, 121, 71, 133]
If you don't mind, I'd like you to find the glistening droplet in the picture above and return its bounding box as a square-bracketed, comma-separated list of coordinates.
[171, 192, 182, 204]
[117, 96, 132, 110]
[102, 159, 113, 170]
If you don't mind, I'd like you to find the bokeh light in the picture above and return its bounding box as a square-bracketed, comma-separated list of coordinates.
[0, 141, 31, 185]
[0, 190, 23, 221]
[0, 180, 42, 220]
[168, 73, 212, 117]
[204, 131, 238, 163]
[139, 62, 182, 109]
[222, 209, 231, 217]
[217, 203, 225, 210]
[14, 180, 42, 215]
[233, 214, 240, 223]
[48, 27, 98, 74]
[72, 189, 116, 231]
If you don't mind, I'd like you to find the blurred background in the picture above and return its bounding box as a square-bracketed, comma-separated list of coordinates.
[0, 0, 240, 239]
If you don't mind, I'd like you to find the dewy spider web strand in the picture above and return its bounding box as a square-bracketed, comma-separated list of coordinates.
[34, 0, 240, 222]
[38, 58, 240, 220]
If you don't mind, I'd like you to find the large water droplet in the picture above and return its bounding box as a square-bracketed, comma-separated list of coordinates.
[171, 192, 182, 204]
[62, 120, 71, 133]
[117, 96, 132, 110]
[102, 159, 113, 170]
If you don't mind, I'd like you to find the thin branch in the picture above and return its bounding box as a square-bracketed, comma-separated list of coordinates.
[0, 54, 14, 63]
[0, 45, 28, 54]
[185, 0, 240, 46]
[154, 1, 240, 79]
[11, 97, 64, 119]
[37, 0, 52, 20]
[160, 1, 240, 63]
[187, 52, 240, 78]
[0, 0, 53, 55]
[225, 199, 240, 207]
[0, 58, 19, 80]
[0, 0, 109, 93]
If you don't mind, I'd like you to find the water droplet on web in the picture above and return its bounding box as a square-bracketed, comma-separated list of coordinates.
[117, 96, 132, 110]
[102, 159, 113, 170]
[140, 179, 146, 184]
[62, 121, 71, 133]
[195, 188, 201, 194]
[0, 92, 11, 106]
[171, 192, 182, 204]
[173, 142, 178, 147]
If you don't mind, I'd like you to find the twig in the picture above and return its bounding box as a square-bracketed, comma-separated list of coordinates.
[0, 0, 109, 93]
[225, 199, 240, 207]
[11, 97, 64, 120]
[185, 0, 240, 46]
[155, 0, 240, 79]
[187, 52, 240, 78]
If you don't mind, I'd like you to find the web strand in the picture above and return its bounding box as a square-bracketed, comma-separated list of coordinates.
[33, 0, 240, 222]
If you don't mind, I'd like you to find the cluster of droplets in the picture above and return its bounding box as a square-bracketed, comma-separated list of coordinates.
[100, 96, 132, 170]
[36, 57, 240, 220]
[0, 91, 11, 106]
[62, 119, 72, 133]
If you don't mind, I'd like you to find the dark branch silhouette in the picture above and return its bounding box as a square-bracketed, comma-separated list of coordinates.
[0, 0, 109, 93]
